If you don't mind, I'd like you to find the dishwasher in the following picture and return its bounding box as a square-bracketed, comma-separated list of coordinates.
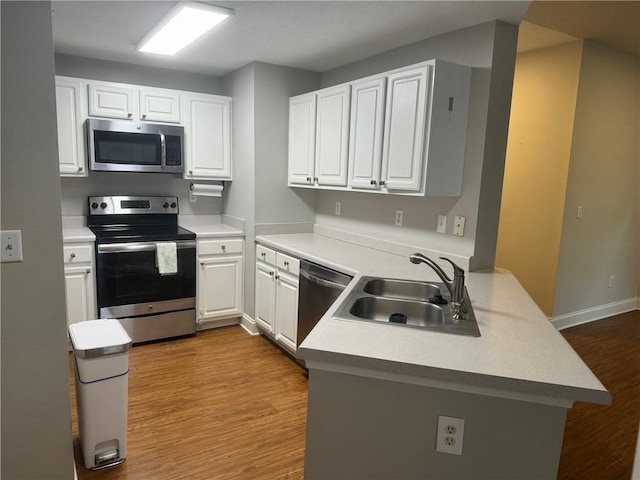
[297, 260, 353, 346]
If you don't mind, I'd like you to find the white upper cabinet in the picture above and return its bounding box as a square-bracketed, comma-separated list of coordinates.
[139, 87, 181, 123]
[182, 93, 232, 180]
[288, 59, 471, 197]
[315, 84, 351, 187]
[88, 82, 181, 123]
[55, 77, 87, 177]
[348, 76, 386, 190]
[88, 82, 136, 119]
[381, 65, 430, 192]
[288, 93, 316, 186]
[288, 84, 351, 188]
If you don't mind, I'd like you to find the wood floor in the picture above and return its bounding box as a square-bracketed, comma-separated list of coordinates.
[70, 312, 639, 479]
[69, 326, 309, 480]
[557, 310, 640, 480]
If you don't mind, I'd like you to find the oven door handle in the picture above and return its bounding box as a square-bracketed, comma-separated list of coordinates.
[98, 241, 196, 253]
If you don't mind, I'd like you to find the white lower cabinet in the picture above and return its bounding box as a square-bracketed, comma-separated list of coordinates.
[197, 238, 243, 327]
[63, 242, 97, 329]
[255, 244, 300, 354]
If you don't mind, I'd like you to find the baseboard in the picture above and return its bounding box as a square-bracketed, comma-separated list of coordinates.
[240, 314, 260, 335]
[551, 297, 639, 330]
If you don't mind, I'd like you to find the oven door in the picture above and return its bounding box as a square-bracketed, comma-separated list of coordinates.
[96, 240, 196, 309]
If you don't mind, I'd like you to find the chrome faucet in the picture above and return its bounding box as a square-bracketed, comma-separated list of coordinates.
[409, 253, 466, 319]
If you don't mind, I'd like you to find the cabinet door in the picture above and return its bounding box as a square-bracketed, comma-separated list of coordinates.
[183, 93, 232, 180]
[140, 88, 180, 123]
[64, 266, 96, 328]
[199, 255, 243, 321]
[315, 84, 350, 187]
[275, 270, 299, 353]
[56, 77, 87, 177]
[380, 65, 430, 191]
[348, 77, 386, 189]
[88, 83, 136, 119]
[288, 93, 316, 186]
[255, 261, 276, 333]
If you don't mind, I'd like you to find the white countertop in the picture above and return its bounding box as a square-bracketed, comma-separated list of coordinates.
[62, 215, 244, 242]
[256, 233, 611, 406]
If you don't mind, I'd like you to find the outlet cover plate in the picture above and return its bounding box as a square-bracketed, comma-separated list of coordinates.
[437, 215, 447, 234]
[1, 230, 24, 263]
[453, 216, 466, 237]
[436, 415, 465, 455]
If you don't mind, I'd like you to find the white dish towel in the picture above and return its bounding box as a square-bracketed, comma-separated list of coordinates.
[156, 242, 178, 275]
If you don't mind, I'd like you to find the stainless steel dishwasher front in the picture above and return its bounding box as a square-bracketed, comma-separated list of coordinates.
[297, 260, 353, 346]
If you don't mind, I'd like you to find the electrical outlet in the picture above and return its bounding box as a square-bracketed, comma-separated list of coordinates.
[190, 192, 197, 203]
[453, 216, 466, 237]
[437, 215, 447, 234]
[395, 210, 403, 226]
[335, 202, 342, 216]
[577, 205, 583, 219]
[609, 275, 614, 288]
[436, 415, 464, 455]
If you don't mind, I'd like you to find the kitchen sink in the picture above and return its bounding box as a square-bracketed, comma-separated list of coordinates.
[362, 278, 441, 302]
[333, 276, 481, 337]
[349, 297, 445, 327]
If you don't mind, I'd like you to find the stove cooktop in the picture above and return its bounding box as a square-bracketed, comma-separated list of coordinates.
[90, 224, 196, 244]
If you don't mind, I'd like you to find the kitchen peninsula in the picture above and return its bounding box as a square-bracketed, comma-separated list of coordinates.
[256, 231, 611, 480]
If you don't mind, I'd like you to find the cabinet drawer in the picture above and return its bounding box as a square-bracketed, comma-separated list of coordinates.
[63, 245, 93, 264]
[276, 252, 300, 276]
[256, 244, 276, 265]
[199, 238, 243, 256]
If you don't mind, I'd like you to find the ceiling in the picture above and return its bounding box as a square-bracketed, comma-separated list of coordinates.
[51, 1, 531, 77]
[524, 1, 640, 57]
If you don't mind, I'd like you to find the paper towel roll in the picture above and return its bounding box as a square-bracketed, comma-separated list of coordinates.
[190, 183, 224, 197]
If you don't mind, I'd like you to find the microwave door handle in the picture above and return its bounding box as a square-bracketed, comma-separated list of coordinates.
[160, 132, 166, 167]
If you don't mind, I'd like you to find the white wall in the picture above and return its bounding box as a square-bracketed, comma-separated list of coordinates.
[253, 62, 318, 226]
[314, 21, 518, 270]
[223, 64, 257, 317]
[1, 2, 75, 478]
[553, 41, 640, 317]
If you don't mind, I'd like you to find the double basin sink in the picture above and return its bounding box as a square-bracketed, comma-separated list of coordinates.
[333, 276, 481, 337]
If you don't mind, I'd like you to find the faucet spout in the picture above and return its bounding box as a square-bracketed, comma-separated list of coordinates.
[409, 253, 466, 319]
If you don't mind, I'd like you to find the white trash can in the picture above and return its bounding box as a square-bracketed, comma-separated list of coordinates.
[69, 319, 132, 470]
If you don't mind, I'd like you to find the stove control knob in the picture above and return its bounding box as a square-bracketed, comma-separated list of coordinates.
[163, 202, 170, 209]
[170, 202, 177, 209]
[100, 202, 107, 209]
[91, 202, 99, 210]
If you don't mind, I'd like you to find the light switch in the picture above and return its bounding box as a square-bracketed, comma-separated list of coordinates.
[1, 230, 24, 263]
[437, 215, 447, 234]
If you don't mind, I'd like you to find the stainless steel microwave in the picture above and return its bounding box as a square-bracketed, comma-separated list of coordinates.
[87, 118, 185, 174]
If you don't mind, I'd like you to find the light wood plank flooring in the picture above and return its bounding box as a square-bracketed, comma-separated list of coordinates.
[70, 312, 640, 479]
[70, 326, 308, 480]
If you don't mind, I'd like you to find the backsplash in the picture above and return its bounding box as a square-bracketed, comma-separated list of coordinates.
[60, 172, 223, 216]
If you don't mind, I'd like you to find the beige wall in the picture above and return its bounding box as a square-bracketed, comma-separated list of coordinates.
[553, 41, 640, 316]
[495, 41, 583, 316]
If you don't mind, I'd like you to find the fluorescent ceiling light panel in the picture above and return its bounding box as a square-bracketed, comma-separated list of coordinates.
[137, 2, 234, 56]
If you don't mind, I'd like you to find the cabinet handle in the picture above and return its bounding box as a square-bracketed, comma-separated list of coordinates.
[199, 310, 204, 315]
[200, 261, 204, 265]
[379, 180, 386, 186]
[313, 177, 318, 183]
[70, 253, 76, 259]
[78, 166, 83, 172]
[127, 112, 132, 118]
[284, 261, 289, 267]
[189, 170, 193, 175]
[86, 269, 90, 274]
[142, 114, 147, 119]
[370, 179, 378, 186]
[261, 252, 266, 258]
[269, 271, 274, 276]
[221, 245, 226, 251]
[306, 176, 312, 183]
[275, 274, 280, 280]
